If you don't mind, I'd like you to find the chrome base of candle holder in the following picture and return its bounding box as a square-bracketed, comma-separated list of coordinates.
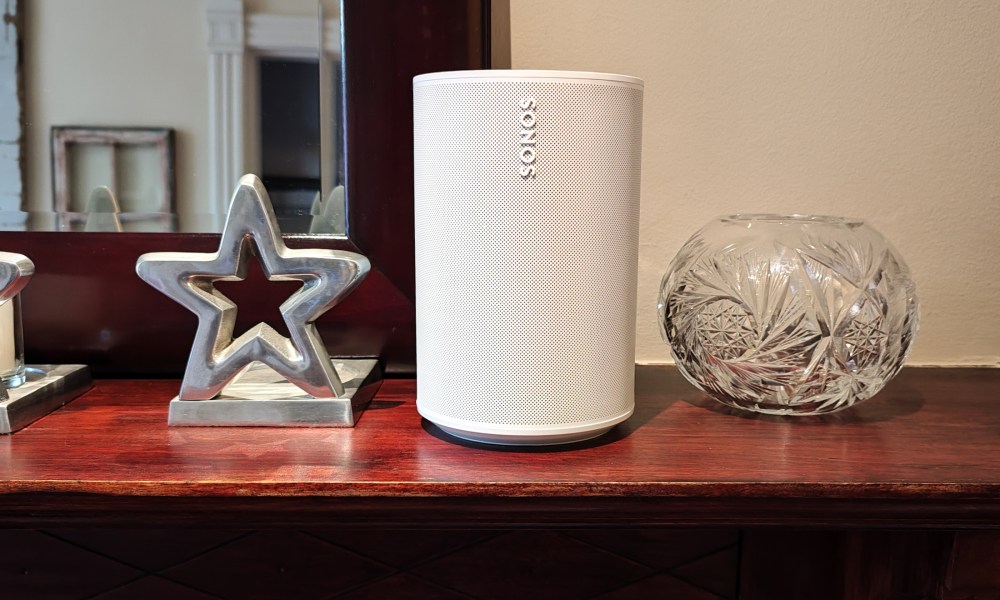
[0, 364, 92, 434]
[167, 358, 380, 427]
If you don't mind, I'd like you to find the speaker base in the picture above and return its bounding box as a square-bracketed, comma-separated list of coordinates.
[420, 406, 633, 446]
[435, 424, 615, 446]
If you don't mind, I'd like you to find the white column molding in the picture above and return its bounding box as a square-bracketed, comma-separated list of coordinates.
[247, 15, 316, 58]
[204, 0, 245, 227]
[247, 15, 340, 59]
[205, 2, 340, 227]
[324, 18, 341, 58]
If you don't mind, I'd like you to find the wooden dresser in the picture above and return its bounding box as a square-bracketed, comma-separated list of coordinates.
[1, 366, 997, 598]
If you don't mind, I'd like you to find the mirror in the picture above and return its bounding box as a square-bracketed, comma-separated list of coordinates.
[0, 0, 499, 376]
[5, 0, 344, 233]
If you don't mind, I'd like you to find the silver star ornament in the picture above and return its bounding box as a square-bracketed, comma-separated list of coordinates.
[136, 174, 370, 401]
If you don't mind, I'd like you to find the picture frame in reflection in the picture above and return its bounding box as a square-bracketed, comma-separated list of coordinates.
[51, 126, 175, 222]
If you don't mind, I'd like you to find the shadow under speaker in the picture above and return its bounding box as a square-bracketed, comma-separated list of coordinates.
[413, 70, 644, 445]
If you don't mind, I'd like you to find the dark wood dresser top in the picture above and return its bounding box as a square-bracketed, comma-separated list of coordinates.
[1, 366, 997, 528]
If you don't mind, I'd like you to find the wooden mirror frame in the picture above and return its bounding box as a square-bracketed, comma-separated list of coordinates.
[0, 0, 506, 377]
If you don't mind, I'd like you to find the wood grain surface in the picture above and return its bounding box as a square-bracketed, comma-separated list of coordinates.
[0, 366, 997, 528]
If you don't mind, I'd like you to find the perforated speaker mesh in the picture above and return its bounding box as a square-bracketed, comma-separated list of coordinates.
[414, 72, 643, 433]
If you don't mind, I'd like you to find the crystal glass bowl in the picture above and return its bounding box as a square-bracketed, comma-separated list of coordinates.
[658, 214, 919, 415]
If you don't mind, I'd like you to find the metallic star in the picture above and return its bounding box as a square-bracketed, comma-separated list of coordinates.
[136, 175, 370, 401]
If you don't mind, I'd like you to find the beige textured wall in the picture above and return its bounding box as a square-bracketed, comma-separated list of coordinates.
[510, 0, 1000, 366]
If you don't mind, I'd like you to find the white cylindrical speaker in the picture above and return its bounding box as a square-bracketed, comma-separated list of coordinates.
[413, 70, 643, 445]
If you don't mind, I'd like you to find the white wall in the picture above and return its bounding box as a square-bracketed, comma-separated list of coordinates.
[25, 0, 211, 218]
[511, 0, 1000, 366]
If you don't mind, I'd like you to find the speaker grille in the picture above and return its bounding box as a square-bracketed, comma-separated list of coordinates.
[414, 76, 643, 429]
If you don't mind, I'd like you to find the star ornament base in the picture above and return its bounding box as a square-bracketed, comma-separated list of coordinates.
[0, 365, 92, 434]
[167, 359, 380, 427]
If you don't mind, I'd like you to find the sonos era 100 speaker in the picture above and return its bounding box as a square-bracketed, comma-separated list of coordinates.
[413, 70, 644, 445]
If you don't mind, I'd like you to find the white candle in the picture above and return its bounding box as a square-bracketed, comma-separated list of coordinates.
[0, 298, 16, 377]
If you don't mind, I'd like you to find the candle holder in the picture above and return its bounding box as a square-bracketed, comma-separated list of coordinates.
[136, 175, 380, 427]
[0, 294, 26, 388]
[0, 252, 91, 434]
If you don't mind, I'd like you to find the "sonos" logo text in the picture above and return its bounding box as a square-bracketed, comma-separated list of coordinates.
[518, 97, 537, 178]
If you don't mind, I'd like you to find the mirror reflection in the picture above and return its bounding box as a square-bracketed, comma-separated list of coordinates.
[5, 0, 344, 234]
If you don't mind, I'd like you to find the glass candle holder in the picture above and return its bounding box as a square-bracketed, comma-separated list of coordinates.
[658, 214, 919, 415]
[0, 294, 25, 389]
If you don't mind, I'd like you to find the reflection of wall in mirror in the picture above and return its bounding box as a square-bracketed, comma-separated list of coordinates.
[26, 0, 208, 224]
[24, 0, 330, 231]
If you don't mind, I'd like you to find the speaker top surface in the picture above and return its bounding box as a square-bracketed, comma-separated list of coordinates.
[413, 69, 643, 88]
